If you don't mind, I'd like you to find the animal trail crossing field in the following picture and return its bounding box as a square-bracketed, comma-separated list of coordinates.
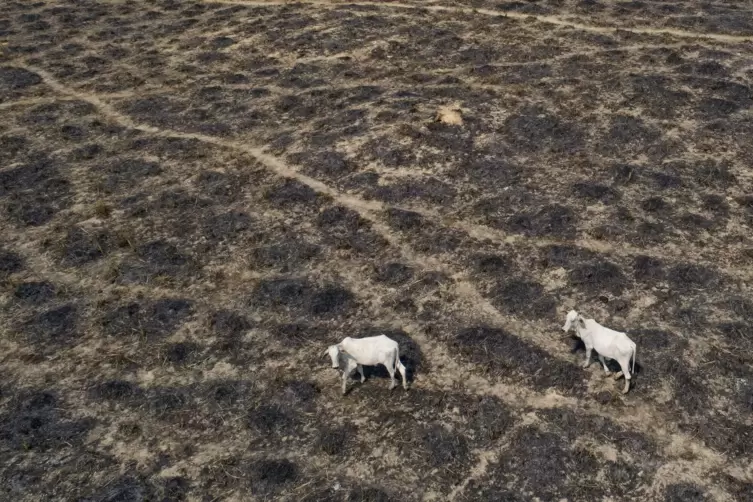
[1, 0, 753, 500]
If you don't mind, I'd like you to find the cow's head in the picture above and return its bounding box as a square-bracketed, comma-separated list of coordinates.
[562, 310, 580, 333]
[324, 344, 341, 369]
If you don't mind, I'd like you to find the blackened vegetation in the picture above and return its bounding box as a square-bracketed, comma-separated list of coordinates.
[101, 298, 193, 340]
[667, 263, 719, 291]
[0, 154, 71, 226]
[603, 115, 661, 154]
[209, 309, 251, 337]
[502, 106, 585, 154]
[0, 249, 24, 275]
[453, 327, 585, 394]
[164, 342, 199, 365]
[253, 236, 321, 272]
[60, 227, 113, 266]
[572, 181, 620, 204]
[317, 205, 388, 255]
[13, 281, 55, 304]
[270, 322, 330, 347]
[472, 253, 513, 275]
[265, 178, 323, 208]
[90, 380, 143, 404]
[0, 66, 43, 91]
[385, 208, 423, 231]
[663, 483, 709, 502]
[119, 240, 194, 283]
[149, 387, 190, 420]
[317, 425, 351, 455]
[488, 279, 556, 320]
[81, 476, 190, 502]
[472, 426, 603, 501]
[249, 459, 298, 495]
[373, 262, 414, 285]
[23, 304, 78, 350]
[291, 150, 355, 178]
[251, 277, 355, 318]
[246, 402, 296, 437]
[195, 170, 244, 203]
[506, 204, 577, 238]
[0, 391, 93, 451]
[540, 245, 596, 269]
[539, 408, 658, 464]
[569, 260, 627, 295]
[347, 487, 396, 502]
[366, 177, 457, 206]
[203, 210, 255, 245]
[420, 423, 470, 474]
[102, 157, 162, 193]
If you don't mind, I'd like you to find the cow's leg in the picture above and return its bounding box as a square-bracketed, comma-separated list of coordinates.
[341, 370, 351, 395]
[357, 364, 365, 383]
[583, 346, 593, 369]
[617, 358, 631, 394]
[342, 362, 356, 395]
[598, 354, 612, 375]
[396, 358, 408, 390]
[386, 361, 397, 390]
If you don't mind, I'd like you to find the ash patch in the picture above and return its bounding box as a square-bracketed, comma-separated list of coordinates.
[471, 426, 602, 501]
[0, 390, 94, 452]
[373, 262, 413, 285]
[23, 304, 78, 350]
[0, 66, 42, 91]
[204, 210, 255, 242]
[251, 277, 355, 318]
[505, 204, 577, 238]
[60, 227, 114, 266]
[13, 281, 55, 304]
[265, 178, 324, 208]
[118, 240, 195, 283]
[453, 326, 585, 394]
[101, 157, 162, 192]
[252, 237, 320, 272]
[0, 154, 71, 227]
[0, 249, 24, 275]
[317, 205, 389, 256]
[663, 483, 709, 502]
[667, 263, 720, 291]
[89, 380, 143, 404]
[633, 255, 665, 283]
[502, 106, 585, 154]
[101, 298, 193, 340]
[569, 260, 627, 295]
[249, 459, 298, 496]
[488, 279, 556, 320]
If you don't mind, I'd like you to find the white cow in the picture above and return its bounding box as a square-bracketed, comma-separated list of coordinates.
[325, 335, 408, 395]
[562, 310, 637, 394]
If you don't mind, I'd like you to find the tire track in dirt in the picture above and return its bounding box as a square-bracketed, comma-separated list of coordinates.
[203, 0, 753, 44]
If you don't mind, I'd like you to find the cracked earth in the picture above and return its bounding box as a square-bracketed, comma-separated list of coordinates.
[1, 0, 753, 500]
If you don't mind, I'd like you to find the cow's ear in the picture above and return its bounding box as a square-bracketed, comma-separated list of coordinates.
[577, 316, 586, 329]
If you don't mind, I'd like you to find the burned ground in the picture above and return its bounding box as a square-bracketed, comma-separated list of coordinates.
[1, 0, 753, 500]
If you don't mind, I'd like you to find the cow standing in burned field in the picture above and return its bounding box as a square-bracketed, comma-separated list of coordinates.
[2, 0, 753, 500]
